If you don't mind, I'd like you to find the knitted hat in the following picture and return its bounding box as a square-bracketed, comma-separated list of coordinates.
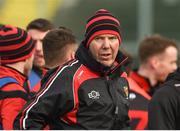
[84, 9, 122, 48]
[0, 25, 35, 64]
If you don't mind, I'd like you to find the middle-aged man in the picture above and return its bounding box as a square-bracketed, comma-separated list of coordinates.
[14, 9, 130, 130]
[0, 25, 35, 129]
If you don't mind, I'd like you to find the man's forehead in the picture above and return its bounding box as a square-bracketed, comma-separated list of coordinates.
[95, 34, 117, 37]
[27, 29, 48, 39]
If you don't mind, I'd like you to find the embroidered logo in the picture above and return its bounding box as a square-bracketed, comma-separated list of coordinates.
[88, 90, 100, 99]
[123, 86, 129, 98]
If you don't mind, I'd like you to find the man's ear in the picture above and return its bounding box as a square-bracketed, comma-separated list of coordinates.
[149, 56, 160, 69]
[70, 51, 75, 60]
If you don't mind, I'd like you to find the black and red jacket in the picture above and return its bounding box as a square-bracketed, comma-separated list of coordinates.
[128, 70, 164, 130]
[127, 76, 151, 130]
[128, 71, 152, 130]
[130, 71, 151, 95]
[130, 70, 161, 96]
[14, 44, 130, 130]
[0, 66, 30, 130]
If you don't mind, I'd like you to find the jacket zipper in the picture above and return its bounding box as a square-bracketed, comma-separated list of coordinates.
[105, 76, 118, 128]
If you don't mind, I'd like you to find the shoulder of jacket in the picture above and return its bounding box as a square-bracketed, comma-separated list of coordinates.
[0, 77, 20, 89]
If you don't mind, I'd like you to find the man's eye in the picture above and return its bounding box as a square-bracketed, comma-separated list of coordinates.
[109, 36, 117, 40]
[95, 37, 103, 40]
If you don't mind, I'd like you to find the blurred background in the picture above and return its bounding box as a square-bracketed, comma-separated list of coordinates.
[1, 0, 180, 67]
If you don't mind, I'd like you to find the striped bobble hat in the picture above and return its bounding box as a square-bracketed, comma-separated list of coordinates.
[0, 25, 35, 64]
[84, 9, 122, 48]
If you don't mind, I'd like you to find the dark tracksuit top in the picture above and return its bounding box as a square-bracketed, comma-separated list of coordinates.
[14, 44, 130, 130]
[148, 68, 180, 130]
[0, 66, 30, 130]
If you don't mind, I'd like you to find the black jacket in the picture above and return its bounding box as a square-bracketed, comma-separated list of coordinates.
[148, 68, 180, 130]
[14, 44, 130, 130]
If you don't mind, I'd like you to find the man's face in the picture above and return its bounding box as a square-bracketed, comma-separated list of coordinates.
[89, 34, 119, 67]
[28, 29, 48, 68]
[155, 46, 178, 82]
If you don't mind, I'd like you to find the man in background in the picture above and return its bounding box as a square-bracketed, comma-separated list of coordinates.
[27, 18, 54, 89]
[43, 27, 78, 69]
[31, 27, 79, 93]
[128, 34, 178, 130]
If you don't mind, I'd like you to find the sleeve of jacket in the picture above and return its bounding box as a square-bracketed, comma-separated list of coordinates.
[14, 68, 75, 130]
[1, 97, 27, 130]
[0, 83, 28, 130]
[148, 86, 176, 129]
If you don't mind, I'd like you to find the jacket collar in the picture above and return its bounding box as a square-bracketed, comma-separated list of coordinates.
[166, 67, 180, 81]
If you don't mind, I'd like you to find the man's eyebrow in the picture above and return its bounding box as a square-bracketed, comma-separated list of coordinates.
[95, 36, 104, 38]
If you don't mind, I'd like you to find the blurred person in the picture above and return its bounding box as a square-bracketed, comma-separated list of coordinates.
[0, 25, 35, 129]
[130, 34, 178, 96]
[128, 34, 178, 130]
[128, 77, 151, 130]
[31, 27, 78, 93]
[122, 50, 151, 130]
[148, 67, 180, 129]
[14, 9, 130, 130]
[27, 18, 54, 89]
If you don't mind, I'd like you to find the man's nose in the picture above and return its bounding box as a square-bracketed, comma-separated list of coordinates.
[102, 38, 110, 48]
[35, 41, 42, 51]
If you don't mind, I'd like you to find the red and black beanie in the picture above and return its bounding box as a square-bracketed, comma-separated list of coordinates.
[84, 9, 122, 48]
[0, 25, 35, 64]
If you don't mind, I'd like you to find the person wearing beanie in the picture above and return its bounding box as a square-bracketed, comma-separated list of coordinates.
[0, 25, 35, 129]
[14, 9, 130, 130]
[26, 18, 54, 91]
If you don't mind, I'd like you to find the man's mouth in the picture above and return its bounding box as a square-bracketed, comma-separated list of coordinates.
[100, 53, 111, 60]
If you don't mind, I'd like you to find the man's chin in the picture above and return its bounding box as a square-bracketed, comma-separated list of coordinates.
[33, 60, 45, 68]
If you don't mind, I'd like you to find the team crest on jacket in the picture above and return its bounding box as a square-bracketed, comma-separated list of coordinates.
[88, 90, 100, 99]
[123, 86, 129, 98]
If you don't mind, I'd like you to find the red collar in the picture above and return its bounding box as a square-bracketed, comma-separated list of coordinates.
[129, 71, 151, 93]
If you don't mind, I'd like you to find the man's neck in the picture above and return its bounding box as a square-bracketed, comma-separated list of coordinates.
[138, 65, 157, 86]
[6, 62, 25, 75]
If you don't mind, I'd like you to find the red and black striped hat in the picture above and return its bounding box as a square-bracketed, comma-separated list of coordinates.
[84, 9, 122, 48]
[0, 25, 35, 64]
